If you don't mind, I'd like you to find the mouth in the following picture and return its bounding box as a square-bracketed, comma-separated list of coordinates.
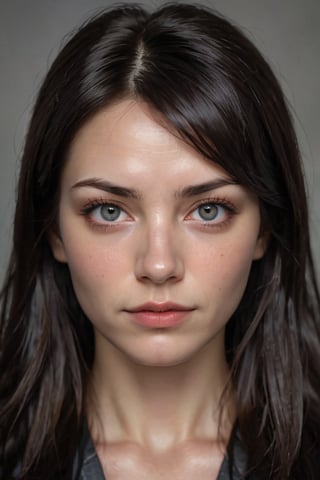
[124, 302, 195, 328]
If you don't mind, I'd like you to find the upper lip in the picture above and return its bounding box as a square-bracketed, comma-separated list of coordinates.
[126, 302, 194, 312]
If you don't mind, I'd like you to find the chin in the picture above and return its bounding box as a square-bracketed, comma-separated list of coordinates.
[131, 355, 191, 368]
[120, 338, 208, 369]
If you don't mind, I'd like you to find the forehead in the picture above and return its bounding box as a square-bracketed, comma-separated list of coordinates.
[64, 99, 232, 186]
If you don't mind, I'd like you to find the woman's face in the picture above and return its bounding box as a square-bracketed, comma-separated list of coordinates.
[51, 100, 267, 367]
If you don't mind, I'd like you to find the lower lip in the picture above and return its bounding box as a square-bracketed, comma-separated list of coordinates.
[127, 310, 192, 328]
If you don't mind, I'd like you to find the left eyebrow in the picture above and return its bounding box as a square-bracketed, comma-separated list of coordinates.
[176, 178, 239, 198]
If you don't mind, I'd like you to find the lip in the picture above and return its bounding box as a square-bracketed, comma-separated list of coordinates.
[125, 302, 195, 328]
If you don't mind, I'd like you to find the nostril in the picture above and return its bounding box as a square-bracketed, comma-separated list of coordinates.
[134, 250, 184, 284]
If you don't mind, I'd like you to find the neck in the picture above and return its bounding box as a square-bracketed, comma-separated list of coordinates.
[87, 333, 235, 452]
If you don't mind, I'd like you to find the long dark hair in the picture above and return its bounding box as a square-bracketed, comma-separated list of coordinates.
[1, 3, 319, 479]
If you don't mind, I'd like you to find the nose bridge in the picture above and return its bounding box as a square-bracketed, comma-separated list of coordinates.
[134, 214, 184, 284]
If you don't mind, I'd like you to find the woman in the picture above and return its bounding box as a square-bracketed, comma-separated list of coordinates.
[1, 3, 319, 479]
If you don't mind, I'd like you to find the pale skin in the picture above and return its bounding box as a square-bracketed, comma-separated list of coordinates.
[50, 99, 268, 479]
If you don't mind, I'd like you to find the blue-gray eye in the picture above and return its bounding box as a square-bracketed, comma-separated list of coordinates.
[100, 204, 122, 221]
[197, 203, 219, 221]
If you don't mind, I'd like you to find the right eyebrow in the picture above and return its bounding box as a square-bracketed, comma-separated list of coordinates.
[71, 178, 141, 199]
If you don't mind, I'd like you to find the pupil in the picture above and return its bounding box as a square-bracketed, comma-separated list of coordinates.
[199, 204, 218, 220]
[101, 205, 121, 221]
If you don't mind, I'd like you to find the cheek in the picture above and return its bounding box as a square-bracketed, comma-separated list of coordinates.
[197, 235, 259, 303]
[59, 231, 129, 308]
[220, 242, 256, 282]
[71, 250, 123, 284]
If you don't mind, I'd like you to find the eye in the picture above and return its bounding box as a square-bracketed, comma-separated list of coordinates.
[187, 200, 234, 225]
[97, 204, 123, 222]
[196, 203, 220, 221]
[82, 201, 130, 225]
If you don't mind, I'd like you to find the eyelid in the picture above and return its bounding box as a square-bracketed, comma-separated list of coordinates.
[186, 197, 237, 215]
[80, 197, 129, 213]
[80, 198, 132, 226]
[185, 197, 238, 226]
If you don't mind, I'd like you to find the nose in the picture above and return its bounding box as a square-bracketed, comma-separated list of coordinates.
[134, 223, 184, 284]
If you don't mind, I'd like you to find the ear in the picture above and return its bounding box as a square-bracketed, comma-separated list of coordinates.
[48, 230, 68, 263]
[253, 230, 270, 260]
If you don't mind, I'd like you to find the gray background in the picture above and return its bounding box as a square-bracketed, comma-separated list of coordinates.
[0, 0, 319, 284]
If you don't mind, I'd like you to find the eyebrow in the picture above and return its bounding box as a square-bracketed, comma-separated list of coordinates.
[71, 178, 141, 199]
[71, 177, 238, 199]
[176, 178, 239, 198]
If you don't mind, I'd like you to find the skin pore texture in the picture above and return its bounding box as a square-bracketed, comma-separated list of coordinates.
[50, 100, 267, 479]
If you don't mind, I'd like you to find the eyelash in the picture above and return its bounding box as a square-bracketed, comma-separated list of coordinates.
[80, 198, 130, 231]
[187, 197, 237, 230]
[79, 197, 238, 231]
